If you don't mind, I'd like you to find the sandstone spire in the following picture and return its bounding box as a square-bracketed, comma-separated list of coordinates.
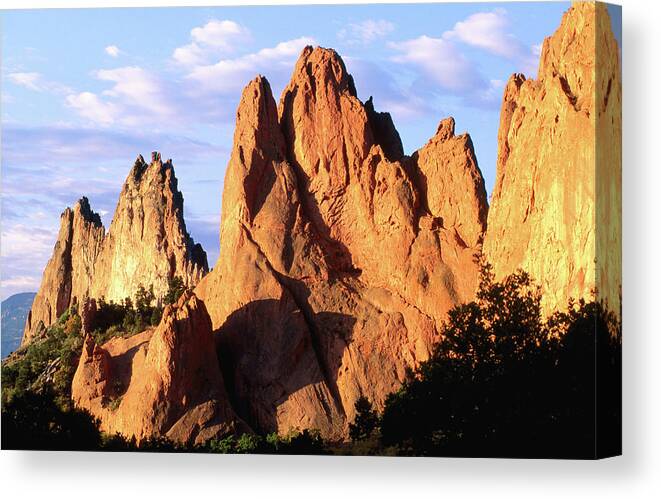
[22, 154, 208, 344]
[196, 76, 345, 438]
[413, 116, 488, 249]
[22, 197, 105, 345]
[90, 153, 208, 303]
[483, 2, 621, 316]
[196, 47, 489, 439]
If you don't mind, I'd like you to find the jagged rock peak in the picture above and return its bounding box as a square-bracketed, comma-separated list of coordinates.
[195, 43, 490, 442]
[234, 75, 285, 161]
[365, 96, 404, 161]
[413, 116, 488, 248]
[536, 2, 600, 112]
[22, 197, 106, 345]
[73, 196, 103, 227]
[90, 153, 208, 303]
[434, 117, 455, 141]
[289, 45, 358, 98]
[23, 154, 209, 344]
[280, 46, 403, 165]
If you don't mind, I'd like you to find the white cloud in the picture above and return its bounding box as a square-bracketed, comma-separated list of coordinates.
[3, 124, 226, 165]
[65, 66, 179, 126]
[443, 9, 539, 74]
[1, 275, 41, 290]
[1, 274, 43, 298]
[444, 9, 520, 58]
[344, 57, 429, 122]
[1, 224, 57, 261]
[66, 91, 118, 125]
[1, 224, 58, 297]
[338, 19, 395, 45]
[389, 36, 484, 92]
[97, 66, 174, 119]
[187, 37, 315, 94]
[105, 45, 121, 57]
[7, 71, 72, 94]
[173, 19, 251, 66]
[8, 72, 42, 91]
[191, 19, 249, 48]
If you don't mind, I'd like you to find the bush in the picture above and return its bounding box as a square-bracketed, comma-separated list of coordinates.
[2, 307, 84, 406]
[349, 396, 379, 441]
[164, 276, 187, 306]
[202, 429, 330, 455]
[150, 306, 163, 326]
[1, 387, 101, 450]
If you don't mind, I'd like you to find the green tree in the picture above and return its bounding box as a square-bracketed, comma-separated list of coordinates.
[150, 306, 163, 326]
[135, 285, 155, 321]
[164, 276, 187, 305]
[349, 396, 379, 441]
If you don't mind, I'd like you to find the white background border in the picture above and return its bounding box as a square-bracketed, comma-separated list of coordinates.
[1, 0, 659, 497]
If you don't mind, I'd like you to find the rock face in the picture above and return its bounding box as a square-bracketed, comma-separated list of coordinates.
[90, 154, 208, 303]
[22, 198, 105, 345]
[196, 47, 488, 439]
[23, 155, 208, 344]
[483, 2, 621, 317]
[72, 291, 246, 444]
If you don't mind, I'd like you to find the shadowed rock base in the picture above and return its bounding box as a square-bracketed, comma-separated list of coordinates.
[72, 291, 248, 445]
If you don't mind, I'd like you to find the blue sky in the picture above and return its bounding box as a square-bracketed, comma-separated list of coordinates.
[1, 2, 575, 299]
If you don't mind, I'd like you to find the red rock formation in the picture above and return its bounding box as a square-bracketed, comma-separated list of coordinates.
[483, 2, 621, 317]
[23, 155, 208, 344]
[72, 291, 247, 445]
[69, 3, 621, 445]
[196, 47, 488, 439]
[413, 117, 488, 249]
[22, 198, 104, 345]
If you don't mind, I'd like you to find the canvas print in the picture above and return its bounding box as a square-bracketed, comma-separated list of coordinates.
[1, 1, 621, 458]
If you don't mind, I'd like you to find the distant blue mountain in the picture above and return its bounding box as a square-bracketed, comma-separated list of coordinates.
[1, 292, 35, 359]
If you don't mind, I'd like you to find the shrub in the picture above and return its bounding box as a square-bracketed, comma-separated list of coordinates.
[349, 396, 379, 441]
[150, 306, 163, 326]
[164, 276, 187, 306]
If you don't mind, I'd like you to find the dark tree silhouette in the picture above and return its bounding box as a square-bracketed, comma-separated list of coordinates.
[349, 396, 380, 441]
[380, 262, 621, 458]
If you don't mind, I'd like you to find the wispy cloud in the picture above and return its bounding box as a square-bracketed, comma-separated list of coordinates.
[344, 57, 429, 122]
[389, 35, 486, 93]
[65, 66, 195, 128]
[105, 45, 121, 57]
[1, 224, 59, 297]
[443, 9, 539, 74]
[1, 224, 58, 262]
[64, 31, 313, 129]
[2, 124, 227, 165]
[7, 72, 72, 94]
[8, 72, 41, 90]
[385, 9, 543, 109]
[186, 36, 315, 95]
[172, 19, 251, 66]
[97, 66, 176, 121]
[66, 91, 119, 125]
[338, 19, 395, 45]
